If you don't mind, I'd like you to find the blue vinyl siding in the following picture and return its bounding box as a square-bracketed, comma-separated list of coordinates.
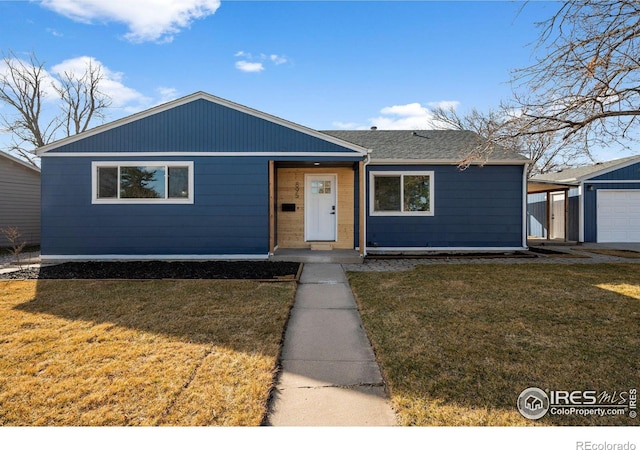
[367, 165, 524, 248]
[41, 156, 270, 255]
[583, 182, 640, 242]
[590, 162, 640, 181]
[581, 162, 640, 242]
[50, 99, 360, 154]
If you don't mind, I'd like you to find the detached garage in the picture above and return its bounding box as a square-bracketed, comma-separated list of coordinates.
[529, 155, 640, 243]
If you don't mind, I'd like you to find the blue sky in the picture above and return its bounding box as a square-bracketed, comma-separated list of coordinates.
[6, 1, 627, 160]
[0, 1, 557, 126]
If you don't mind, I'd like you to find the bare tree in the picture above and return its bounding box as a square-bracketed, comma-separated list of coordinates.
[431, 104, 587, 176]
[0, 51, 59, 165]
[512, 0, 640, 152]
[0, 50, 111, 166]
[55, 59, 111, 136]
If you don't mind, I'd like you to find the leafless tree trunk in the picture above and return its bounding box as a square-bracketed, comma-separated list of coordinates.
[0, 50, 111, 167]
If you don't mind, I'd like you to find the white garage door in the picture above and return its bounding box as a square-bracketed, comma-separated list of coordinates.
[597, 190, 640, 242]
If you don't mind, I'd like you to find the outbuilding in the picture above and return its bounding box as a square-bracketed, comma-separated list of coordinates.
[528, 155, 640, 243]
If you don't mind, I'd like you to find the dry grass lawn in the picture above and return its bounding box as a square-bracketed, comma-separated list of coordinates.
[347, 263, 640, 426]
[0, 279, 296, 426]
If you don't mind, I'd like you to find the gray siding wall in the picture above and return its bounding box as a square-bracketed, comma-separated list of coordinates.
[0, 157, 41, 246]
[41, 156, 270, 256]
[367, 164, 525, 248]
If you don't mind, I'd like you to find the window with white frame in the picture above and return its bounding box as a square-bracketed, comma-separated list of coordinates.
[92, 161, 194, 204]
[370, 171, 434, 215]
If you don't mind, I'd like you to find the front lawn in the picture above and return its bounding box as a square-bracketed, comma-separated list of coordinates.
[0, 279, 296, 426]
[347, 263, 640, 426]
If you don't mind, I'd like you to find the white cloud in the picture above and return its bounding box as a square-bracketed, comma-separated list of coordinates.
[40, 0, 221, 43]
[334, 101, 461, 130]
[332, 121, 365, 130]
[234, 51, 288, 72]
[428, 100, 460, 110]
[269, 54, 288, 65]
[156, 86, 179, 103]
[51, 56, 150, 110]
[0, 57, 59, 102]
[235, 61, 265, 73]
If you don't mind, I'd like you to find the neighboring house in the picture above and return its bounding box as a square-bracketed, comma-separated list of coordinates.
[36, 92, 529, 261]
[528, 155, 640, 243]
[0, 151, 41, 247]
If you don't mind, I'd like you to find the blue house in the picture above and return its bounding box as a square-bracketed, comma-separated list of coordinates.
[36, 92, 529, 261]
[528, 155, 640, 243]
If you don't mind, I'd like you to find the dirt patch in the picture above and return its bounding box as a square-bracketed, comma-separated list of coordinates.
[0, 261, 301, 280]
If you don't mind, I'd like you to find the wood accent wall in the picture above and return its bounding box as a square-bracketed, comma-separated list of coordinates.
[276, 167, 355, 249]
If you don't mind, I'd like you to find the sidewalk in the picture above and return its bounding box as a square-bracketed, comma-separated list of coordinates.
[266, 263, 397, 426]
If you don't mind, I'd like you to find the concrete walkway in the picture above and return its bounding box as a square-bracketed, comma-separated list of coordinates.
[267, 263, 397, 426]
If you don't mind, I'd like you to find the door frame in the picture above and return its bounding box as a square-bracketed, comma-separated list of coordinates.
[304, 173, 338, 242]
[550, 192, 565, 239]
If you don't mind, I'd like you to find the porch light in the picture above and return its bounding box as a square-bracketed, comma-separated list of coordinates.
[313, 162, 320, 166]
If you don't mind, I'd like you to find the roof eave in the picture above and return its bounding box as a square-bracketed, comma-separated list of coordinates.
[369, 158, 530, 165]
[0, 151, 41, 173]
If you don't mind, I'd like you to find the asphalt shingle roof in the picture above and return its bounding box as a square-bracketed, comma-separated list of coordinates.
[321, 129, 528, 162]
[532, 155, 640, 182]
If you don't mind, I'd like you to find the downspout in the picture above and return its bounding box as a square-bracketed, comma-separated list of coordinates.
[362, 150, 371, 256]
[522, 162, 529, 249]
[578, 182, 585, 242]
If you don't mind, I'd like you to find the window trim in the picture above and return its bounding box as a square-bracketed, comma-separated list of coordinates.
[369, 170, 434, 216]
[91, 161, 194, 204]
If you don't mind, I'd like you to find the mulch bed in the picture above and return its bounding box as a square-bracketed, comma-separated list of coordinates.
[0, 261, 301, 280]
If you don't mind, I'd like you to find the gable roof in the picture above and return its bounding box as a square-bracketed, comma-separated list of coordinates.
[532, 155, 640, 183]
[322, 129, 529, 163]
[37, 91, 369, 156]
[0, 151, 41, 174]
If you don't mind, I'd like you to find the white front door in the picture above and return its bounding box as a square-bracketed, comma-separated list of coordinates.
[551, 192, 565, 239]
[305, 174, 337, 241]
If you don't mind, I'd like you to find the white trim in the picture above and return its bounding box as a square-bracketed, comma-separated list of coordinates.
[40, 254, 269, 262]
[522, 163, 528, 248]
[578, 182, 585, 242]
[369, 170, 435, 216]
[595, 189, 640, 243]
[584, 179, 640, 184]
[304, 173, 338, 242]
[361, 153, 371, 257]
[366, 246, 527, 253]
[0, 151, 41, 173]
[91, 161, 194, 204]
[42, 151, 364, 158]
[369, 159, 530, 165]
[534, 156, 640, 184]
[36, 91, 370, 156]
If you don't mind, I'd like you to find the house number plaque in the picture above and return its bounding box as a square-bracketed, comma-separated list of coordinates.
[295, 181, 300, 198]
